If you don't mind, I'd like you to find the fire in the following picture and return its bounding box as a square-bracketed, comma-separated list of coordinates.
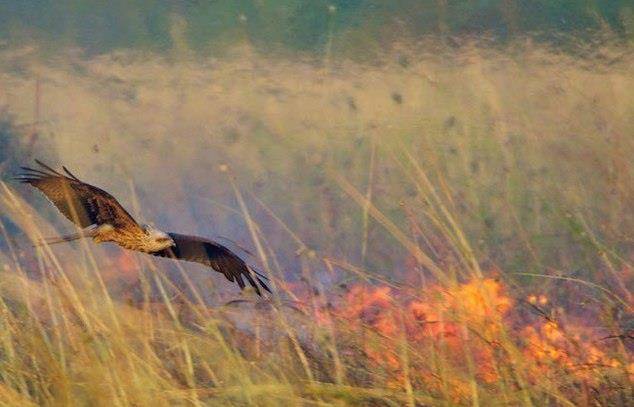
[311, 277, 632, 401]
[523, 319, 629, 385]
[326, 278, 513, 393]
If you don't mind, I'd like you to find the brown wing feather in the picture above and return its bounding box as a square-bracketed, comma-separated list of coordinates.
[15, 160, 142, 233]
[150, 233, 270, 296]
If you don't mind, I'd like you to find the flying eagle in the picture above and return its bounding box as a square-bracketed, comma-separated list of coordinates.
[15, 160, 270, 296]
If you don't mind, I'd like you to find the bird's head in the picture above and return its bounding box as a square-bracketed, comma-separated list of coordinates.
[142, 224, 175, 251]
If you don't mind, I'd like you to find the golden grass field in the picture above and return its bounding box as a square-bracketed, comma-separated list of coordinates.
[0, 40, 632, 405]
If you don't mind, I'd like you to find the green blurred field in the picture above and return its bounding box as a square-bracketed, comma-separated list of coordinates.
[0, 38, 632, 405]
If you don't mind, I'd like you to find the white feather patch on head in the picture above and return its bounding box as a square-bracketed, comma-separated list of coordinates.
[142, 224, 175, 249]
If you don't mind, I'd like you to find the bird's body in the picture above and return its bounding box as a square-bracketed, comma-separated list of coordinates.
[90, 223, 173, 253]
[15, 160, 270, 295]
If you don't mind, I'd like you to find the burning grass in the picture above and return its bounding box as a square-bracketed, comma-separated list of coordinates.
[0, 40, 632, 405]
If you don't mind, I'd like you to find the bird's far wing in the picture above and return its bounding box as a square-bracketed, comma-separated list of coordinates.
[15, 160, 143, 233]
[150, 233, 270, 296]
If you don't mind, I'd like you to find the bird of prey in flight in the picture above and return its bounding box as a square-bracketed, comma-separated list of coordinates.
[15, 160, 270, 296]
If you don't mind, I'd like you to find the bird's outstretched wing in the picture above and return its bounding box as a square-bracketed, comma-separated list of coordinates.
[15, 160, 143, 234]
[150, 233, 271, 296]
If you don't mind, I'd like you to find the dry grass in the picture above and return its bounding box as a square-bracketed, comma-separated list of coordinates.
[0, 40, 632, 405]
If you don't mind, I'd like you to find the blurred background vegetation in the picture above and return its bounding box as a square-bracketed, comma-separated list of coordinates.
[1, 0, 632, 56]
